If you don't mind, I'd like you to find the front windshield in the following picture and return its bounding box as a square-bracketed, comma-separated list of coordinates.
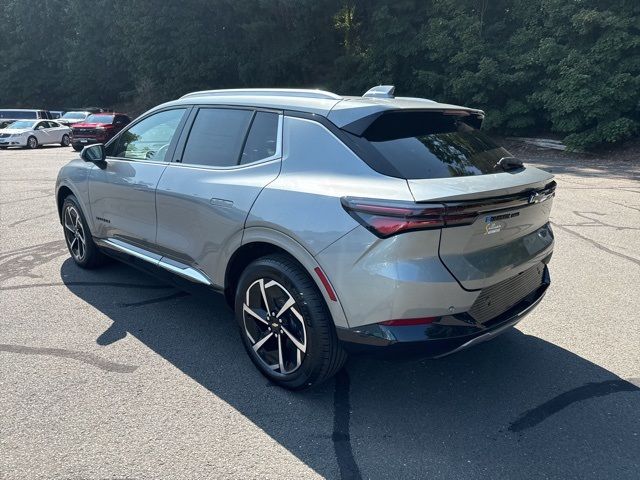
[85, 114, 114, 123]
[62, 112, 87, 119]
[7, 120, 36, 129]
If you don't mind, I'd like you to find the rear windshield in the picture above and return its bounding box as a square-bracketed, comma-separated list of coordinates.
[350, 111, 511, 179]
[0, 110, 37, 119]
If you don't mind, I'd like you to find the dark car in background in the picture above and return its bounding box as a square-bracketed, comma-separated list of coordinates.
[70, 113, 130, 151]
[0, 109, 53, 121]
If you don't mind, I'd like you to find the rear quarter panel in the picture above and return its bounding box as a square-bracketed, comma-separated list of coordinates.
[246, 116, 413, 255]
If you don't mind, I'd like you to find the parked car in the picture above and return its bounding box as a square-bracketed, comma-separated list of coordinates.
[57, 111, 94, 126]
[70, 113, 130, 151]
[0, 109, 53, 122]
[55, 86, 555, 389]
[50, 111, 64, 119]
[0, 119, 71, 149]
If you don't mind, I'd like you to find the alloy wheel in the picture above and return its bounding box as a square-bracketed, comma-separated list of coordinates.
[63, 205, 87, 262]
[242, 278, 307, 374]
[28, 137, 37, 149]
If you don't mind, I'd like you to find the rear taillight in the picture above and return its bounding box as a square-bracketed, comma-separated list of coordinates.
[341, 197, 477, 238]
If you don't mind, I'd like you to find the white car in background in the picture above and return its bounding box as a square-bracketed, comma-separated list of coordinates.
[0, 120, 71, 149]
[57, 111, 92, 126]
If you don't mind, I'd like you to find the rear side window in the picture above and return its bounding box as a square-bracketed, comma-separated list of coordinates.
[350, 111, 510, 179]
[182, 108, 253, 167]
[240, 112, 279, 164]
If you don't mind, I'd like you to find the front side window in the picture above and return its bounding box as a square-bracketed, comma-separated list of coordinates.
[182, 108, 253, 167]
[106, 109, 186, 161]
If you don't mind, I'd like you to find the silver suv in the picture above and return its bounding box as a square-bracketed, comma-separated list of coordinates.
[56, 86, 555, 389]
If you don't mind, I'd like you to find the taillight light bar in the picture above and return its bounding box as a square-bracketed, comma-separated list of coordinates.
[340, 197, 478, 238]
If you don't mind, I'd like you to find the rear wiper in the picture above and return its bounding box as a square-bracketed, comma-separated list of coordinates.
[496, 156, 524, 171]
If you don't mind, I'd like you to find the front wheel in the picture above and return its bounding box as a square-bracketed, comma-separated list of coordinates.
[61, 195, 107, 269]
[26, 136, 38, 149]
[72, 144, 82, 152]
[235, 254, 346, 390]
[61, 134, 70, 147]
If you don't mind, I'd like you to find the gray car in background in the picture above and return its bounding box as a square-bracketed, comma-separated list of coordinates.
[55, 86, 555, 389]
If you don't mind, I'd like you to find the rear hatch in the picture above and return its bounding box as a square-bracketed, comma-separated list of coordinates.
[343, 109, 555, 290]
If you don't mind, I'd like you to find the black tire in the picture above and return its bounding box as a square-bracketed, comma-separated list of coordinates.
[235, 254, 347, 390]
[61, 194, 107, 269]
[26, 136, 38, 149]
[0, 147, 7, 150]
[61, 134, 70, 147]
[72, 144, 83, 152]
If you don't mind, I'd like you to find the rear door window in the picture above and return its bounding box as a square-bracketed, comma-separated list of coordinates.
[182, 108, 253, 167]
[350, 111, 511, 179]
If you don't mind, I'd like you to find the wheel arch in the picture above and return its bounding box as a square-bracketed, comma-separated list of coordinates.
[56, 185, 74, 222]
[56, 182, 95, 234]
[224, 227, 349, 328]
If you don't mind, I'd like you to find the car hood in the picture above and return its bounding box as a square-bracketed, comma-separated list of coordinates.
[72, 122, 112, 128]
[0, 128, 30, 134]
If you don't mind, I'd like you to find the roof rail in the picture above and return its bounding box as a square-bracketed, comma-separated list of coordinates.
[363, 85, 395, 99]
[180, 88, 342, 100]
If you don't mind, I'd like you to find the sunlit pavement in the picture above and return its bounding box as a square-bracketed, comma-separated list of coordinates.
[1, 146, 638, 479]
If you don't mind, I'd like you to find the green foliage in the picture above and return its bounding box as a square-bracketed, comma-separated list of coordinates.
[0, 0, 638, 149]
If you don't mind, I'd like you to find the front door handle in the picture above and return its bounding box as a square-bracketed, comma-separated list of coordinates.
[210, 198, 233, 208]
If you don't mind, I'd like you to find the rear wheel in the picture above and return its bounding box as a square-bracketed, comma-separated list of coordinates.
[61, 195, 107, 269]
[235, 254, 346, 390]
[26, 136, 38, 149]
[61, 134, 70, 147]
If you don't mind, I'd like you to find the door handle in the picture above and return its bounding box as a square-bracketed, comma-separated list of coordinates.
[210, 198, 233, 208]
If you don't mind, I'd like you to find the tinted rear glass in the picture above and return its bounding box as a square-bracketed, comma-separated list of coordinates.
[240, 112, 279, 164]
[354, 111, 510, 179]
[0, 110, 37, 119]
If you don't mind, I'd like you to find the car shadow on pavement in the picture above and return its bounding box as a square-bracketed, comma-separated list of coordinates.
[61, 259, 640, 480]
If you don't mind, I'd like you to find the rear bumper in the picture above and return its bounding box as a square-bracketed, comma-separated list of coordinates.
[337, 266, 550, 358]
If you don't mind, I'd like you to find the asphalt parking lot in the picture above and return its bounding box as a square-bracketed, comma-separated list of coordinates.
[1, 146, 639, 479]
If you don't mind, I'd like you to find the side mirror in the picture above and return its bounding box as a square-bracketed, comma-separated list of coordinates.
[81, 144, 106, 165]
